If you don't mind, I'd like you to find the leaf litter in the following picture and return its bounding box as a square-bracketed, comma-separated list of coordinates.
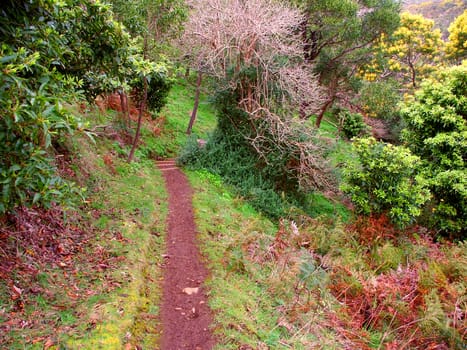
[0, 204, 126, 348]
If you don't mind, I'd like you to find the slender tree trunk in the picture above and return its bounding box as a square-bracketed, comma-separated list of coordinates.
[315, 98, 334, 128]
[410, 64, 417, 88]
[128, 25, 150, 163]
[118, 89, 130, 128]
[316, 76, 338, 128]
[128, 77, 148, 163]
[186, 71, 203, 135]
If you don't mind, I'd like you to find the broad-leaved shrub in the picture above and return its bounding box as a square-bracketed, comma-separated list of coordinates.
[341, 137, 430, 227]
[401, 64, 466, 237]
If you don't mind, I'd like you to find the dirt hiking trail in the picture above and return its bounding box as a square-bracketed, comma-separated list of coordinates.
[157, 159, 215, 350]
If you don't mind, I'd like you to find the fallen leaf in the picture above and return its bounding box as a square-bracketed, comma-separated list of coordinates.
[182, 287, 199, 295]
[12, 285, 22, 295]
[44, 338, 55, 349]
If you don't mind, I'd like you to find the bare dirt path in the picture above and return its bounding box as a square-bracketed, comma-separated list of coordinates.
[156, 159, 215, 350]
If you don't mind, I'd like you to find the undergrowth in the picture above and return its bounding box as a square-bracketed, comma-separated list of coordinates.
[63, 132, 168, 349]
[179, 127, 350, 222]
[0, 103, 169, 348]
[190, 169, 466, 349]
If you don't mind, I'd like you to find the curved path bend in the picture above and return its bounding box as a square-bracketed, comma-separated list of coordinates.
[156, 159, 215, 350]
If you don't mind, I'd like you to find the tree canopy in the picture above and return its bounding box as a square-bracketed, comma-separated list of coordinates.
[0, 0, 132, 212]
[292, 0, 401, 127]
[380, 12, 444, 88]
[446, 9, 467, 61]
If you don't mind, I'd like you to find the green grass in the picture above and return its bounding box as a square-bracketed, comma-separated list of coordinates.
[188, 169, 346, 349]
[62, 138, 168, 349]
[138, 79, 217, 159]
[306, 192, 351, 222]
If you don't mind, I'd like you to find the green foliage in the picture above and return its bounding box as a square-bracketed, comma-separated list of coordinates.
[371, 241, 404, 273]
[446, 9, 467, 61]
[401, 65, 467, 237]
[1, 0, 131, 101]
[0, 0, 130, 212]
[339, 110, 369, 139]
[294, 0, 401, 124]
[341, 137, 430, 227]
[0, 47, 83, 212]
[179, 86, 336, 221]
[110, 0, 187, 59]
[179, 127, 288, 220]
[129, 59, 172, 114]
[358, 79, 401, 120]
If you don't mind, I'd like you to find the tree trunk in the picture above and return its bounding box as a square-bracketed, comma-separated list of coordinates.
[186, 71, 203, 135]
[118, 89, 130, 128]
[128, 76, 148, 163]
[410, 64, 417, 88]
[315, 98, 334, 128]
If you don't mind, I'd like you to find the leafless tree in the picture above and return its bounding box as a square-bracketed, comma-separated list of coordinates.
[182, 0, 332, 191]
[183, 0, 322, 115]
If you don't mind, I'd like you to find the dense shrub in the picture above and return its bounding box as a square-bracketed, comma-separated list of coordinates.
[179, 127, 290, 219]
[0, 41, 83, 212]
[339, 110, 369, 139]
[179, 97, 337, 221]
[0, 0, 130, 212]
[341, 137, 430, 227]
[129, 60, 172, 114]
[401, 65, 467, 237]
[359, 79, 401, 120]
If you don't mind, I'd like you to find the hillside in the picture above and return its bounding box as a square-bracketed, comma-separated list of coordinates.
[1, 1, 466, 349]
[403, 0, 467, 38]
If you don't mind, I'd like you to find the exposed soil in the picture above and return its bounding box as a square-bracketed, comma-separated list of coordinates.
[157, 160, 215, 350]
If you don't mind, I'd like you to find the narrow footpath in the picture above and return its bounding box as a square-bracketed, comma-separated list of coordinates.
[156, 159, 215, 350]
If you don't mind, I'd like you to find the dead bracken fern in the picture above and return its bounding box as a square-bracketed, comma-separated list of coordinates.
[241, 217, 466, 348]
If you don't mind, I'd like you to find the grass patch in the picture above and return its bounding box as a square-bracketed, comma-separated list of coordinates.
[62, 137, 168, 349]
[188, 169, 346, 349]
[138, 79, 217, 159]
[188, 167, 466, 349]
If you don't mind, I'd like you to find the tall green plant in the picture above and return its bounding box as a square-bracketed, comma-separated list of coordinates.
[0, 47, 83, 212]
[401, 65, 467, 237]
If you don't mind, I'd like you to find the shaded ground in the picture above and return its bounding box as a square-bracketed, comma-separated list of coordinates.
[157, 159, 215, 350]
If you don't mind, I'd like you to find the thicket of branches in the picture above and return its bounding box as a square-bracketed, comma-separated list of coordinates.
[182, 0, 332, 192]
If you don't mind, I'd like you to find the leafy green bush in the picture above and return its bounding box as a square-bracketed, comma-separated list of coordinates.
[401, 65, 467, 237]
[341, 137, 430, 227]
[179, 127, 289, 219]
[359, 79, 401, 120]
[0, 0, 130, 212]
[0, 46, 83, 212]
[129, 60, 172, 114]
[339, 110, 369, 139]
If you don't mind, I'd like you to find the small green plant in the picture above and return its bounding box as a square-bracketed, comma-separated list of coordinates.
[359, 79, 401, 120]
[341, 137, 430, 227]
[339, 110, 369, 139]
[129, 59, 173, 114]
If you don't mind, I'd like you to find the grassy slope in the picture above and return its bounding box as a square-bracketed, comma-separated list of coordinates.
[1, 79, 465, 349]
[62, 79, 218, 348]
